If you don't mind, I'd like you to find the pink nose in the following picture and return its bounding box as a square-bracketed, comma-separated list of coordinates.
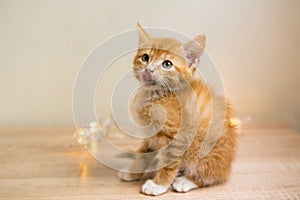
[143, 69, 153, 81]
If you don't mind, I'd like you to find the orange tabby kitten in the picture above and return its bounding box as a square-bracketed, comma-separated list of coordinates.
[118, 23, 237, 196]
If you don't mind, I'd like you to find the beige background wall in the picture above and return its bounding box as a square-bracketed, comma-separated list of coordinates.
[0, 0, 300, 130]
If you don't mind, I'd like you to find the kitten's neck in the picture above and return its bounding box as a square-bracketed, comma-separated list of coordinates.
[150, 89, 172, 99]
[143, 85, 187, 102]
[141, 76, 204, 101]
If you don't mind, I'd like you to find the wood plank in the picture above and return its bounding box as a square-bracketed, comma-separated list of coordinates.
[0, 123, 300, 199]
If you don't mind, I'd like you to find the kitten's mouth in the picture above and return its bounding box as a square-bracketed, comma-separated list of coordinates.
[144, 80, 157, 85]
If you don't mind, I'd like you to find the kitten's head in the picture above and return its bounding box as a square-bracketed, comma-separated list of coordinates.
[133, 23, 206, 92]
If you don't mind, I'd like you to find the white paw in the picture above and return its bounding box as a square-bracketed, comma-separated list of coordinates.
[141, 179, 169, 196]
[118, 166, 137, 182]
[172, 176, 198, 193]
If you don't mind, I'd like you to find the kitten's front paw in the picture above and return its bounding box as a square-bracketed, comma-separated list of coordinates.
[118, 166, 140, 182]
[172, 176, 198, 193]
[141, 179, 169, 196]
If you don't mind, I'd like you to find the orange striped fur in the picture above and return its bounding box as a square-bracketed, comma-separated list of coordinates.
[119, 24, 238, 195]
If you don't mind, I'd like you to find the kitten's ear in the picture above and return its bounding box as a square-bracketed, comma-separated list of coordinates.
[183, 34, 206, 66]
[136, 22, 151, 47]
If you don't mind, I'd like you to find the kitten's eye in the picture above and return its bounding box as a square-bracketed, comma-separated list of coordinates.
[141, 54, 149, 62]
[162, 60, 173, 69]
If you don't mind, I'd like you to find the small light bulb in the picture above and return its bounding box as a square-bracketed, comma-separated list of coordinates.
[89, 121, 98, 128]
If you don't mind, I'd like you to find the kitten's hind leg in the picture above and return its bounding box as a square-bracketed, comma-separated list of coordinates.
[172, 176, 202, 193]
[118, 141, 152, 181]
[118, 165, 144, 182]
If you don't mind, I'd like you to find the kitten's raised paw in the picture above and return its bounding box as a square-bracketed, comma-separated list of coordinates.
[172, 176, 198, 193]
[118, 167, 140, 182]
[141, 179, 169, 196]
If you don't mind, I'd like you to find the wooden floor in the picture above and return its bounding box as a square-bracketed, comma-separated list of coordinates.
[1, 123, 300, 200]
